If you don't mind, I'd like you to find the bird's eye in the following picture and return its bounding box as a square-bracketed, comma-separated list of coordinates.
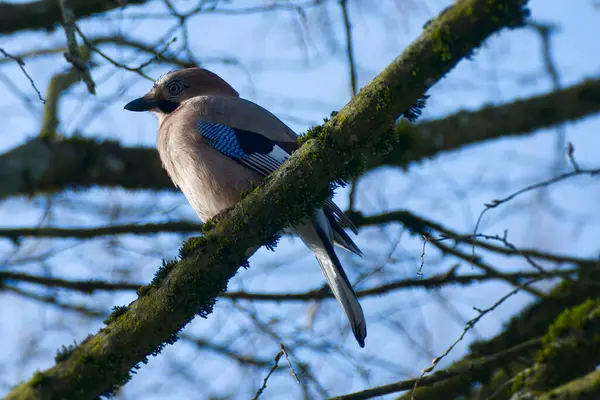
[166, 80, 184, 96]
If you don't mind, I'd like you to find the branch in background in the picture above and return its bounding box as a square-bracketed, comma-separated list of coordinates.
[528, 20, 564, 171]
[3, 75, 598, 201]
[40, 46, 92, 139]
[511, 299, 600, 398]
[181, 334, 275, 368]
[0, 271, 140, 294]
[537, 368, 600, 400]
[5, 1, 530, 397]
[0, 221, 203, 240]
[0, 138, 172, 200]
[368, 76, 600, 172]
[391, 266, 600, 400]
[349, 209, 591, 265]
[224, 269, 573, 301]
[0, 36, 233, 69]
[0, 0, 150, 36]
[0, 266, 576, 301]
[58, 0, 96, 94]
[74, 25, 176, 81]
[473, 162, 600, 237]
[329, 338, 542, 400]
[0, 283, 103, 317]
[351, 209, 551, 297]
[339, 0, 357, 96]
[0, 48, 45, 103]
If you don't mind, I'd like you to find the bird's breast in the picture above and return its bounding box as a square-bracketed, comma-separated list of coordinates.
[157, 122, 263, 222]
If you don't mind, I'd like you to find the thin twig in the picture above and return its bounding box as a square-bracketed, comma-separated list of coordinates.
[528, 20, 564, 171]
[280, 343, 302, 386]
[0, 48, 45, 103]
[252, 350, 284, 400]
[411, 280, 536, 399]
[58, 0, 96, 94]
[73, 25, 158, 81]
[0, 271, 140, 294]
[1, 283, 104, 317]
[328, 338, 542, 400]
[339, 0, 357, 96]
[473, 165, 600, 245]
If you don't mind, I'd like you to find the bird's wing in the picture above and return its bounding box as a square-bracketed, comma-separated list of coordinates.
[187, 95, 359, 237]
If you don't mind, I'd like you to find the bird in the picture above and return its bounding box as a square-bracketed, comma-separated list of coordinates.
[124, 68, 367, 347]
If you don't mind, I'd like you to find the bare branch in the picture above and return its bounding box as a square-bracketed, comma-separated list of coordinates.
[412, 281, 536, 396]
[0, 221, 202, 240]
[0, 48, 45, 103]
[0, 0, 150, 36]
[0, 271, 140, 294]
[473, 165, 600, 239]
[328, 338, 541, 400]
[252, 350, 284, 400]
[40, 46, 92, 138]
[58, 0, 96, 94]
[0, 283, 104, 317]
[339, 0, 357, 96]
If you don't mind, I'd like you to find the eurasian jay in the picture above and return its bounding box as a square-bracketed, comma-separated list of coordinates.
[124, 68, 367, 347]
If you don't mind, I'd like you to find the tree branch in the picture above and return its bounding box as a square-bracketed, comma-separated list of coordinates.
[2, 268, 573, 300]
[3, 75, 598, 201]
[370, 77, 600, 171]
[5, 1, 530, 398]
[0, 0, 150, 36]
[395, 265, 600, 400]
[537, 368, 600, 400]
[328, 338, 542, 400]
[0, 221, 202, 240]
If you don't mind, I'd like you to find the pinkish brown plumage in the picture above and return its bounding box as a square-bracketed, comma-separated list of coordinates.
[124, 68, 367, 347]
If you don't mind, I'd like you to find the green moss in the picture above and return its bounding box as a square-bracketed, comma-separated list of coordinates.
[179, 236, 208, 259]
[538, 298, 599, 361]
[511, 369, 528, 394]
[104, 305, 128, 325]
[300, 125, 324, 143]
[136, 284, 151, 297]
[375, 84, 391, 112]
[513, 298, 600, 394]
[150, 258, 178, 286]
[30, 370, 47, 387]
[55, 343, 77, 362]
[431, 24, 453, 62]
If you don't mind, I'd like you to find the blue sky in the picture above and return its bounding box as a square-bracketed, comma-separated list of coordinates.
[1, 0, 599, 398]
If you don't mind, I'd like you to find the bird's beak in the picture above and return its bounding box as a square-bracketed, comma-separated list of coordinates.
[124, 96, 159, 112]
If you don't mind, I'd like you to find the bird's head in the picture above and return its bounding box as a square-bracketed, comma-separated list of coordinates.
[124, 68, 239, 115]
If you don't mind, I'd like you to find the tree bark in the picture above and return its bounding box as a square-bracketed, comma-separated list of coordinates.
[0, 0, 150, 35]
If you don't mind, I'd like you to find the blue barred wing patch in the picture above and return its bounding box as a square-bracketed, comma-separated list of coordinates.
[196, 120, 290, 177]
[197, 120, 248, 159]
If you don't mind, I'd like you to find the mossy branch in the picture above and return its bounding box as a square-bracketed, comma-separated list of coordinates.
[536, 368, 600, 400]
[390, 268, 600, 400]
[512, 299, 600, 397]
[5, 1, 530, 398]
